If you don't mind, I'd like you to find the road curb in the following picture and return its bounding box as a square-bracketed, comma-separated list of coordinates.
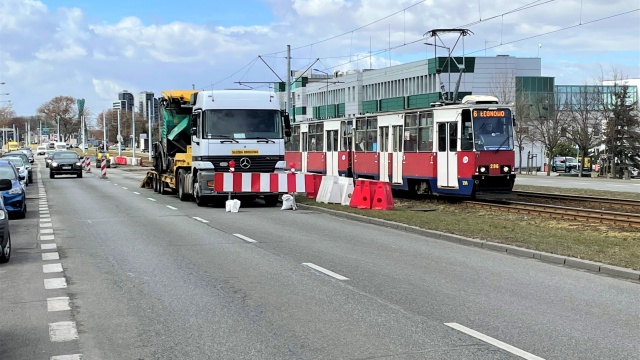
[296, 203, 640, 282]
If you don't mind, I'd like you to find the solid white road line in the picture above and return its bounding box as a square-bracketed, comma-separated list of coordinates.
[49, 321, 79, 342]
[44, 278, 67, 289]
[133, 191, 140, 195]
[302, 263, 349, 281]
[444, 323, 545, 360]
[40, 235, 55, 241]
[42, 252, 60, 261]
[192, 217, 209, 223]
[233, 234, 257, 243]
[47, 297, 71, 312]
[51, 354, 83, 360]
[166, 205, 178, 210]
[43, 263, 63, 273]
[41, 243, 57, 250]
[147, 198, 157, 202]
[122, 187, 128, 190]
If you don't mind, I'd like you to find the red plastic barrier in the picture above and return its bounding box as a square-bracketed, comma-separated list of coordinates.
[305, 173, 323, 199]
[371, 181, 394, 210]
[349, 179, 374, 209]
[115, 156, 127, 165]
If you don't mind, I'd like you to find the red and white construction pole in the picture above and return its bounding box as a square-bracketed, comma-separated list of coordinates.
[100, 158, 107, 179]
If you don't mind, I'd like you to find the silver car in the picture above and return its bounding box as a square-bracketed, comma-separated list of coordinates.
[19, 148, 35, 163]
[4, 157, 28, 189]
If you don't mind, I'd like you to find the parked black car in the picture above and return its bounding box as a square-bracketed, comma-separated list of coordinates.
[49, 151, 83, 178]
[0, 179, 14, 263]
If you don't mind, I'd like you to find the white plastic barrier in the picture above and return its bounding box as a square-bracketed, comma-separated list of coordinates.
[316, 175, 341, 204]
[339, 177, 355, 206]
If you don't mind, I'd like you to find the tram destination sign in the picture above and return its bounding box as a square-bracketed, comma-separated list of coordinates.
[473, 110, 508, 118]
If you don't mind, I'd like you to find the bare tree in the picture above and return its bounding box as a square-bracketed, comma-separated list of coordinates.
[36, 96, 78, 142]
[490, 69, 516, 105]
[528, 92, 567, 176]
[560, 84, 603, 177]
[514, 84, 534, 173]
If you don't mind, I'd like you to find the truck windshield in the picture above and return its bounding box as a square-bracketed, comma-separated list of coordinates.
[203, 109, 282, 139]
[472, 108, 513, 151]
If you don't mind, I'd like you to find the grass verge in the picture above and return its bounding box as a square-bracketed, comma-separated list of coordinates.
[514, 184, 640, 201]
[296, 196, 640, 271]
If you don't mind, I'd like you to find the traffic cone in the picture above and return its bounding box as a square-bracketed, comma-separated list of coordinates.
[371, 181, 394, 210]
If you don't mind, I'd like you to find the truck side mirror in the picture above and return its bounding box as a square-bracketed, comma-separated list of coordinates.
[191, 127, 197, 136]
[282, 111, 291, 138]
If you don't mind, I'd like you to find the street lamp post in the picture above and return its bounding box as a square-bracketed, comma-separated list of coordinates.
[132, 107, 136, 164]
[313, 69, 329, 119]
[148, 100, 152, 161]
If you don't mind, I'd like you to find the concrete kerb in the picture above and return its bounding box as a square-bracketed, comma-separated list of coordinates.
[297, 203, 640, 282]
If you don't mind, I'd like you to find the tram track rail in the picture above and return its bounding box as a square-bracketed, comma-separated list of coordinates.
[512, 190, 640, 212]
[468, 197, 640, 228]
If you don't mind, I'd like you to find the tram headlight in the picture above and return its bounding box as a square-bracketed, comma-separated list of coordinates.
[478, 166, 488, 174]
[501, 165, 511, 174]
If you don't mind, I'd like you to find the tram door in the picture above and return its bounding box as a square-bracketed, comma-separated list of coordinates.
[391, 125, 403, 184]
[437, 121, 459, 188]
[325, 129, 339, 176]
[378, 126, 390, 182]
[300, 123, 309, 173]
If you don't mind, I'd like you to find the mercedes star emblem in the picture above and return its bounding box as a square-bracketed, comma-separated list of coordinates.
[239, 157, 251, 169]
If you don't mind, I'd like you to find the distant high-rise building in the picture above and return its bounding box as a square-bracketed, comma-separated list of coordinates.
[138, 91, 159, 124]
[118, 90, 134, 112]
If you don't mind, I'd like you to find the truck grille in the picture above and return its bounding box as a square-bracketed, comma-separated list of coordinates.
[201, 155, 283, 173]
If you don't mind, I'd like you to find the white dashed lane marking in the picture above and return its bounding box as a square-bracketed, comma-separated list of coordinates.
[42, 252, 60, 261]
[44, 278, 67, 290]
[233, 234, 257, 243]
[192, 217, 209, 223]
[41, 243, 57, 250]
[444, 323, 545, 360]
[166, 205, 177, 210]
[122, 187, 128, 190]
[147, 198, 156, 202]
[51, 354, 83, 360]
[41, 228, 54, 234]
[302, 263, 349, 281]
[47, 297, 71, 312]
[43, 263, 64, 273]
[133, 191, 140, 195]
[40, 235, 55, 241]
[49, 321, 79, 342]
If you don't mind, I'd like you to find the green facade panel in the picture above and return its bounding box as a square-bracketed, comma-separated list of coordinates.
[362, 100, 378, 114]
[274, 82, 286, 92]
[380, 96, 405, 112]
[337, 103, 345, 117]
[428, 57, 475, 74]
[516, 76, 555, 93]
[294, 107, 307, 116]
[407, 93, 440, 109]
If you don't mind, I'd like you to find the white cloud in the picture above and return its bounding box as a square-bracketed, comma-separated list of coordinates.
[0, 0, 638, 116]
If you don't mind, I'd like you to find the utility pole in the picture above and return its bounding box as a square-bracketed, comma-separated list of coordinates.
[286, 44, 291, 119]
[117, 108, 121, 156]
[57, 116, 60, 142]
[103, 112, 107, 151]
[148, 100, 152, 161]
[132, 108, 136, 163]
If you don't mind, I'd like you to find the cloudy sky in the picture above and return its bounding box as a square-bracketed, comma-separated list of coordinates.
[0, 0, 638, 119]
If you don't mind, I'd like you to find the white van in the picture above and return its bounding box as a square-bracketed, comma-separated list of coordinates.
[54, 142, 67, 151]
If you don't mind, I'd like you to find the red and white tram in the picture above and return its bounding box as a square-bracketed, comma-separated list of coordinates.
[285, 95, 516, 197]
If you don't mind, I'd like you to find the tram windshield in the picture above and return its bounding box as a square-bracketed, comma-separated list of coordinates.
[472, 108, 513, 151]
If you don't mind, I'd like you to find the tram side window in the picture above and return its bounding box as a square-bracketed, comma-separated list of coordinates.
[418, 112, 434, 152]
[404, 113, 418, 152]
[340, 121, 353, 151]
[285, 125, 300, 151]
[307, 124, 324, 152]
[366, 117, 377, 152]
[355, 118, 367, 152]
[461, 110, 473, 151]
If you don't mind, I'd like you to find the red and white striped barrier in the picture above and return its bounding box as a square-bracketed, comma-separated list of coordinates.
[100, 158, 107, 179]
[213, 172, 309, 193]
[84, 156, 91, 172]
[81, 157, 86, 169]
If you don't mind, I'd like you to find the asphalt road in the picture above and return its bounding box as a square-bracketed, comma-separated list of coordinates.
[1, 159, 638, 359]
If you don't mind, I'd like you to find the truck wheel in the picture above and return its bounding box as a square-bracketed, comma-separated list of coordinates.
[159, 179, 165, 195]
[178, 170, 190, 201]
[153, 176, 159, 193]
[263, 195, 279, 207]
[194, 184, 208, 207]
